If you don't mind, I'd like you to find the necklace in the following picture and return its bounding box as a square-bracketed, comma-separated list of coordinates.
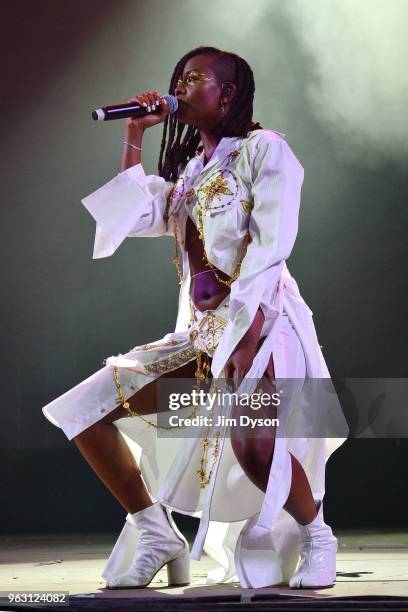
[191, 269, 213, 279]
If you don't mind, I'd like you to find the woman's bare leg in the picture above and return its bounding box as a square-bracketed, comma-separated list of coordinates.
[231, 435, 318, 524]
[72, 359, 198, 514]
[231, 376, 318, 525]
[285, 454, 318, 524]
[73, 418, 152, 514]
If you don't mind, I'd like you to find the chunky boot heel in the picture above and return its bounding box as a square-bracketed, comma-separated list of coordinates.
[167, 546, 190, 586]
[106, 502, 190, 589]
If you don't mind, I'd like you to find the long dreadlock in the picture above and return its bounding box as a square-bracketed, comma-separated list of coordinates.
[158, 46, 263, 182]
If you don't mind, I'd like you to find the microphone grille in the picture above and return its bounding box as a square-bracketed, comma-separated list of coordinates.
[163, 94, 178, 114]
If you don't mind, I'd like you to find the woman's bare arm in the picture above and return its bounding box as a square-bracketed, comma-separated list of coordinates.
[120, 127, 144, 171]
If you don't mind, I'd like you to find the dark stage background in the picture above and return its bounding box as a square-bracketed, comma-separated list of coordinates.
[1, 1, 407, 535]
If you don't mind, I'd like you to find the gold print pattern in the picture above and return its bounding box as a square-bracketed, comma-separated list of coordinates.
[129, 339, 181, 352]
[188, 301, 228, 357]
[168, 143, 249, 288]
[143, 347, 197, 376]
[197, 171, 236, 213]
[241, 199, 254, 213]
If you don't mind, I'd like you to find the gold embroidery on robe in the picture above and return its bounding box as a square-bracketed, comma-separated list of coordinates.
[129, 339, 181, 352]
[197, 171, 239, 212]
[241, 199, 254, 213]
[143, 346, 197, 375]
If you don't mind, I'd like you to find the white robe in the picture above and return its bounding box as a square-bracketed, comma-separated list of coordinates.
[42, 129, 348, 588]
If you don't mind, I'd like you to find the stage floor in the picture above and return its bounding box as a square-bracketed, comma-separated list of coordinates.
[2, 529, 408, 602]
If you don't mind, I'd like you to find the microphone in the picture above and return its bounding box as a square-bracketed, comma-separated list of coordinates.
[92, 94, 178, 121]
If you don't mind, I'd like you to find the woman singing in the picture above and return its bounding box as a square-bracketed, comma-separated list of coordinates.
[42, 46, 347, 590]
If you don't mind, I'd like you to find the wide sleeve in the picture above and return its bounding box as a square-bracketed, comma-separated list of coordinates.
[81, 163, 175, 259]
[211, 135, 304, 377]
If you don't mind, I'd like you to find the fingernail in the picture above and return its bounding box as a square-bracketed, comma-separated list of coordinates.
[147, 105, 151, 112]
[142, 102, 147, 107]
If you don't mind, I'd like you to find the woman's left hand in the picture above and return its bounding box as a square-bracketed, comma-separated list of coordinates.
[223, 307, 275, 383]
[224, 337, 275, 382]
[223, 341, 258, 382]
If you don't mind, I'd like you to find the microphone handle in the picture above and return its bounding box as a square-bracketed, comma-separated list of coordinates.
[92, 102, 146, 121]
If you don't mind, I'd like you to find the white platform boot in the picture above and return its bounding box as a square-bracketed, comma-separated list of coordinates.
[289, 500, 337, 588]
[107, 502, 190, 589]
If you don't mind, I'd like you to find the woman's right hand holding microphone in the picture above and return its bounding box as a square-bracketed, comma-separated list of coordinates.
[125, 90, 171, 135]
[121, 91, 171, 171]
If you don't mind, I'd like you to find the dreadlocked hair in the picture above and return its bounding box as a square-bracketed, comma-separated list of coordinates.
[158, 46, 263, 182]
